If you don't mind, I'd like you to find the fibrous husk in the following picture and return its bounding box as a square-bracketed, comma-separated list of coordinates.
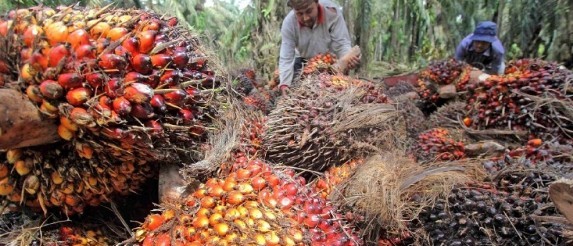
[263, 74, 403, 172]
[181, 98, 266, 179]
[331, 152, 485, 243]
[428, 101, 467, 129]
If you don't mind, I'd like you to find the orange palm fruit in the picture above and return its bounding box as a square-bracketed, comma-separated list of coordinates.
[66, 87, 92, 106]
[137, 30, 157, 54]
[67, 29, 90, 49]
[47, 43, 70, 67]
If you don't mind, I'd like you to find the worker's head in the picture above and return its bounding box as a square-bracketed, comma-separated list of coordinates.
[470, 21, 498, 53]
[288, 0, 319, 28]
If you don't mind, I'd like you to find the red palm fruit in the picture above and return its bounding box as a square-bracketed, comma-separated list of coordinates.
[146, 70, 160, 88]
[0, 61, 9, 73]
[167, 17, 178, 27]
[67, 29, 90, 49]
[0, 20, 10, 36]
[163, 89, 188, 106]
[86, 72, 105, 89]
[159, 70, 180, 86]
[90, 22, 111, 39]
[123, 83, 154, 104]
[104, 78, 122, 98]
[26, 85, 43, 103]
[137, 30, 157, 54]
[142, 20, 161, 31]
[151, 53, 172, 68]
[145, 120, 163, 135]
[23, 24, 43, 47]
[39, 80, 64, 99]
[179, 109, 194, 123]
[113, 96, 132, 116]
[94, 37, 110, 54]
[130, 103, 155, 119]
[114, 45, 129, 57]
[131, 54, 153, 74]
[149, 95, 167, 112]
[101, 127, 124, 139]
[98, 53, 128, 71]
[70, 107, 95, 127]
[122, 36, 140, 55]
[66, 87, 92, 106]
[107, 27, 129, 41]
[48, 43, 70, 67]
[40, 99, 59, 116]
[57, 72, 83, 90]
[20, 48, 32, 63]
[75, 44, 96, 60]
[172, 51, 189, 69]
[45, 21, 68, 45]
[124, 72, 147, 83]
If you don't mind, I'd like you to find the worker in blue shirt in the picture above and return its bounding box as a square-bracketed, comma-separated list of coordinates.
[455, 21, 505, 75]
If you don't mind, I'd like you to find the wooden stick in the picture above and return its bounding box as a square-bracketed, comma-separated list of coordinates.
[0, 89, 60, 150]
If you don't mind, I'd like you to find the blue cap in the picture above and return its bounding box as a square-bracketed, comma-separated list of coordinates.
[471, 21, 497, 43]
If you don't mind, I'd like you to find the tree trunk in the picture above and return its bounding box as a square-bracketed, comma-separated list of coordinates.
[0, 89, 60, 150]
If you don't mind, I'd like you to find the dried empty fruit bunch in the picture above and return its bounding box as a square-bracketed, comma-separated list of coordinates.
[0, 6, 225, 213]
[136, 156, 362, 246]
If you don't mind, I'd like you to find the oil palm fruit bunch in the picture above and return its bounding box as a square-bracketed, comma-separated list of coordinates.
[410, 169, 566, 245]
[135, 156, 362, 246]
[417, 59, 472, 102]
[463, 59, 573, 142]
[415, 128, 466, 162]
[302, 53, 336, 75]
[264, 73, 393, 172]
[0, 142, 154, 215]
[0, 6, 224, 213]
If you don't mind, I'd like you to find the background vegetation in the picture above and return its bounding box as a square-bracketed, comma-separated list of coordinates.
[2, 0, 572, 80]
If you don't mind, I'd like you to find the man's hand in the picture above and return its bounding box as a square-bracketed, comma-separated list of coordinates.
[280, 85, 290, 97]
[346, 54, 361, 69]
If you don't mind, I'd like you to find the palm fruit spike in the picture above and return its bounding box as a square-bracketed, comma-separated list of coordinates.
[264, 72, 393, 172]
[464, 59, 573, 143]
[0, 6, 225, 214]
[136, 155, 362, 246]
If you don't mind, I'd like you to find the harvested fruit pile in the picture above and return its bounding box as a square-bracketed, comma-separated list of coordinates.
[0, 5, 225, 215]
[1, 4, 573, 244]
[464, 59, 573, 142]
[137, 156, 362, 246]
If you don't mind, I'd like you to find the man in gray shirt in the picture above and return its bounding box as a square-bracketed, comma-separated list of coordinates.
[278, 0, 360, 95]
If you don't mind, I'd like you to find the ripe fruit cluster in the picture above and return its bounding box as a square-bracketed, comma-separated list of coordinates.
[415, 128, 466, 162]
[463, 59, 573, 142]
[136, 156, 362, 246]
[302, 53, 336, 75]
[417, 59, 471, 102]
[0, 6, 224, 214]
